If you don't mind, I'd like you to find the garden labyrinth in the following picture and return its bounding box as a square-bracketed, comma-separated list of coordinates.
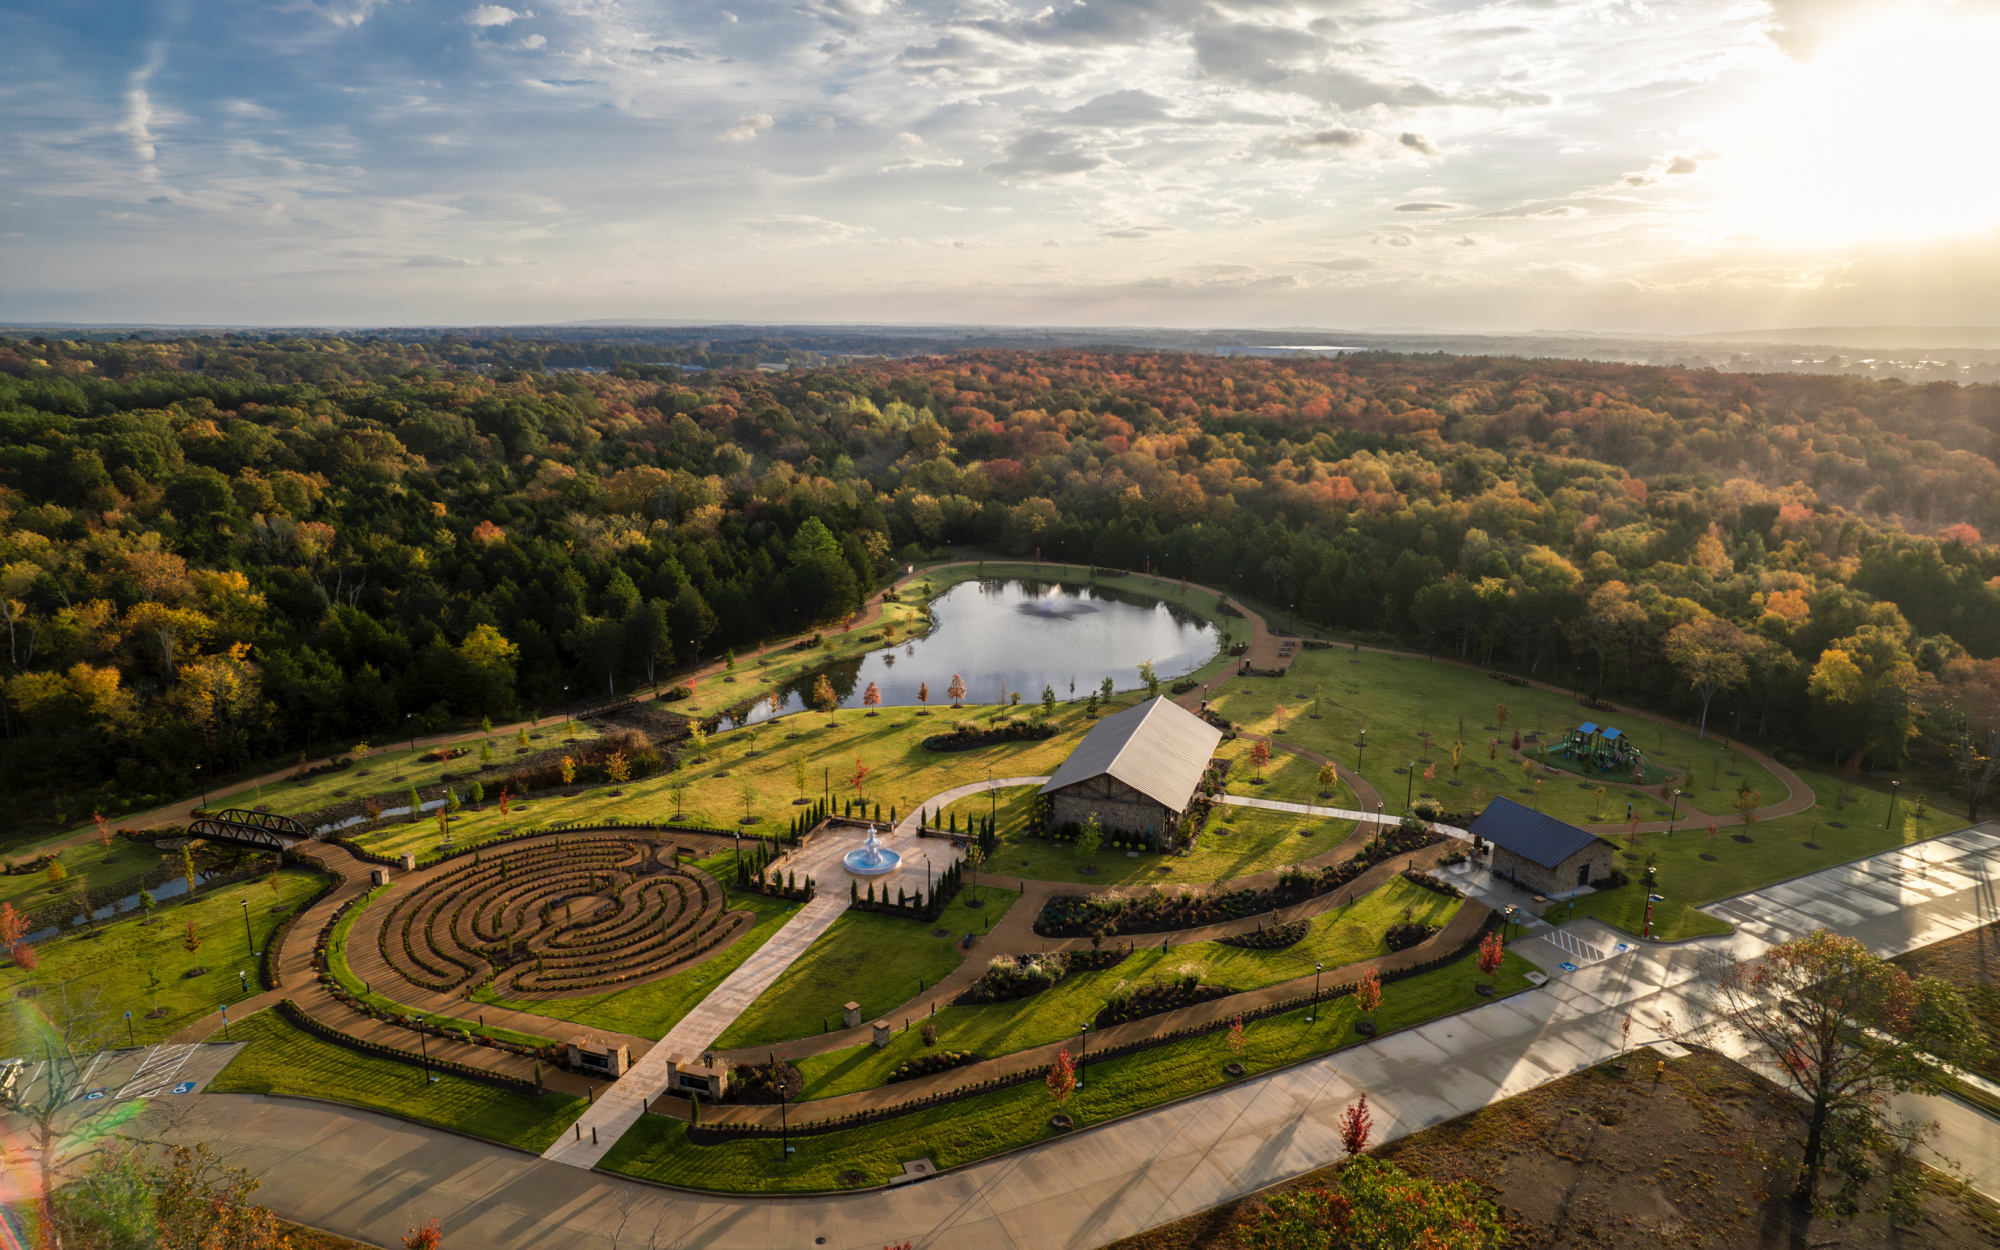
[368, 836, 751, 999]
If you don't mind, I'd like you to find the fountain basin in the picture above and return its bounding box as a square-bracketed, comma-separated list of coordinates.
[843, 829, 902, 877]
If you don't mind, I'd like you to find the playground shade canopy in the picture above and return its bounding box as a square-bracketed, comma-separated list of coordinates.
[1602, 727, 1622, 741]
[1577, 722, 1599, 735]
[1468, 797, 1606, 870]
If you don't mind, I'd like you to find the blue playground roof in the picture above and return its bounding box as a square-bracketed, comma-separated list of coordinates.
[1602, 727, 1622, 741]
[1577, 722, 1599, 735]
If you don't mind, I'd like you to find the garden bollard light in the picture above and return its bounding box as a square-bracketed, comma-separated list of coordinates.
[592, 1127, 598, 1145]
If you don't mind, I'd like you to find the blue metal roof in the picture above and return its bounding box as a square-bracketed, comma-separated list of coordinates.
[1577, 722, 1599, 735]
[1602, 727, 1622, 741]
[1468, 796, 1611, 869]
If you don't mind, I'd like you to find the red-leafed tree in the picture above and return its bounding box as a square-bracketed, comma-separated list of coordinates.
[1248, 739, 1271, 780]
[1227, 1016, 1246, 1054]
[1355, 968, 1382, 1016]
[917, 681, 930, 708]
[862, 681, 881, 711]
[1047, 1048, 1076, 1107]
[947, 674, 967, 706]
[404, 1217, 444, 1249]
[93, 810, 113, 850]
[851, 758, 872, 804]
[1338, 1093, 1373, 1159]
[1476, 930, 1505, 986]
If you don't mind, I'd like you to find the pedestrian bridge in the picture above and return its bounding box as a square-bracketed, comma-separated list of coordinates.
[187, 808, 306, 852]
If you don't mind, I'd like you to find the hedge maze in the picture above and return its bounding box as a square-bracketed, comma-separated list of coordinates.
[371, 836, 750, 999]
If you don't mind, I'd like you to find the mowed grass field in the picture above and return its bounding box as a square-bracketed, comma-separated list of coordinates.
[1208, 647, 1792, 828]
[942, 785, 1357, 887]
[0, 870, 326, 1053]
[788, 875, 1463, 1097]
[210, 1007, 587, 1151]
[350, 703, 1109, 862]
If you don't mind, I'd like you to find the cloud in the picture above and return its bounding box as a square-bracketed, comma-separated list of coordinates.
[1101, 224, 1181, 238]
[465, 5, 531, 26]
[741, 215, 871, 243]
[403, 254, 478, 267]
[1057, 90, 1181, 128]
[1666, 155, 1699, 175]
[1373, 233, 1415, 247]
[1398, 132, 1441, 156]
[984, 131, 1104, 182]
[720, 113, 775, 142]
[1477, 202, 1588, 219]
[1394, 201, 1457, 212]
[1312, 258, 1380, 271]
[1282, 128, 1368, 150]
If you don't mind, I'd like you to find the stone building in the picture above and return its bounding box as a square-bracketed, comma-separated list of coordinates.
[1468, 796, 1617, 897]
[1039, 696, 1223, 837]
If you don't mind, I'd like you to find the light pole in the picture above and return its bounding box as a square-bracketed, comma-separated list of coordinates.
[405, 713, 416, 753]
[1076, 1022, 1090, 1088]
[1356, 728, 1365, 774]
[1308, 961, 1323, 1023]
[240, 898, 254, 954]
[1886, 779, 1901, 830]
[1375, 801, 1384, 835]
[194, 764, 209, 810]
[780, 1080, 792, 1159]
[1666, 790, 1684, 835]
[1404, 762, 1415, 810]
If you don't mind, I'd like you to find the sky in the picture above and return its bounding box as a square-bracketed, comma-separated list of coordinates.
[3, 0, 1999, 332]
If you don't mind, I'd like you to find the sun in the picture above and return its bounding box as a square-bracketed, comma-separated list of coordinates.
[1722, 11, 2000, 243]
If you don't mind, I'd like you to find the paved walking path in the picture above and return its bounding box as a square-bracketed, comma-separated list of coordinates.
[146, 821, 2000, 1249]
[544, 890, 849, 1168]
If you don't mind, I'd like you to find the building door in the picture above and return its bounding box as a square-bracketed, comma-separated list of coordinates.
[1576, 863, 1590, 887]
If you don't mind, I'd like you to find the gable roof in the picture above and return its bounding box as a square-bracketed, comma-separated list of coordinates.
[1038, 697, 1224, 813]
[1467, 796, 1612, 869]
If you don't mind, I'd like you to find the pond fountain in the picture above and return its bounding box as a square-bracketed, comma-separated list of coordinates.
[842, 828, 902, 877]
[727, 577, 1218, 726]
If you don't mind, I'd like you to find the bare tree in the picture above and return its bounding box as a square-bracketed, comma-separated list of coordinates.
[1, 976, 114, 1239]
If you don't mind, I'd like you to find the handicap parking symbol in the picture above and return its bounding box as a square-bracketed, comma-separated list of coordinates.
[1559, 961, 1579, 972]
[169, 1081, 197, 1094]
[83, 1091, 105, 1101]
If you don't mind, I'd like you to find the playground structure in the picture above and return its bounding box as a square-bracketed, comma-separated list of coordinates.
[1555, 722, 1648, 780]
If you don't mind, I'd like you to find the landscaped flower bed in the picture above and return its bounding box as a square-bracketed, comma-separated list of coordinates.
[888, 1050, 981, 1084]
[959, 953, 1069, 1004]
[922, 719, 1057, 752]
[726, 1060, 804, 1104]
[1095, 973, 1233, 1028]
[1383, 921, 1440, 952]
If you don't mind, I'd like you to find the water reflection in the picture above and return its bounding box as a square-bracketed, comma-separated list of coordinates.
[723, 578, 1217, 726]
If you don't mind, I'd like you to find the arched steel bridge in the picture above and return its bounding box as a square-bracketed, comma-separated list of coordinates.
[187, 808, 308, 852]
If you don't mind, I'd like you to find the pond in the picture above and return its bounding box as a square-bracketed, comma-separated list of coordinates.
[723, 578, 1219, 726]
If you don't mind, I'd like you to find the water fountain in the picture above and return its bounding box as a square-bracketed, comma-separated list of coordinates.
[842, 827, 902, 877]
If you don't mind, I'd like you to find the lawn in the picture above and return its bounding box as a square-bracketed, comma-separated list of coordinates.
[788, 876, 1464, 1099]
[601, 948, 1538, 1192]
[1208, 647, 1793, 827]
[209, 1007, 587, 1152]
[1214, 736, 1356, 808]
[342, 704, 1107, 864]
[474, 854, 803, 1040]
[323, 883, 555, 1049]
[0, 871, 326, 1054]
[0, 837, 166, 913]
[1558, 762, 1951, 940]
[1891, 917, 2000, 1083]
[943, 787, 1355, 887]
[714, 890, 1018, 1049]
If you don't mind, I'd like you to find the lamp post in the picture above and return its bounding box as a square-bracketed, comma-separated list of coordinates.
[780, 1080, 792, 1159]
[419, 1019, 438, 1083]
[1308, 961, 1323, 1023]
[240, 898, 254, 953]
[1404, 762, 1415, 810]
[1375, 801, 1384, 835]
[1357, 728, 1366, 774]
[194, 764, 209, 810]
[1076, 1022, 1090, 1088]
[405, 713, 416, 753]
[1665, 790, 1684, 835]
[1886, 779, 1901, 830]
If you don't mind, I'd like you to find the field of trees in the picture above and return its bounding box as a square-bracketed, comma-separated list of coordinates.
[4, 333, 2000, 833]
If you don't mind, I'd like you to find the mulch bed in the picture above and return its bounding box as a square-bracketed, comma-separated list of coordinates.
[1100, 1046, 2000, 1250]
